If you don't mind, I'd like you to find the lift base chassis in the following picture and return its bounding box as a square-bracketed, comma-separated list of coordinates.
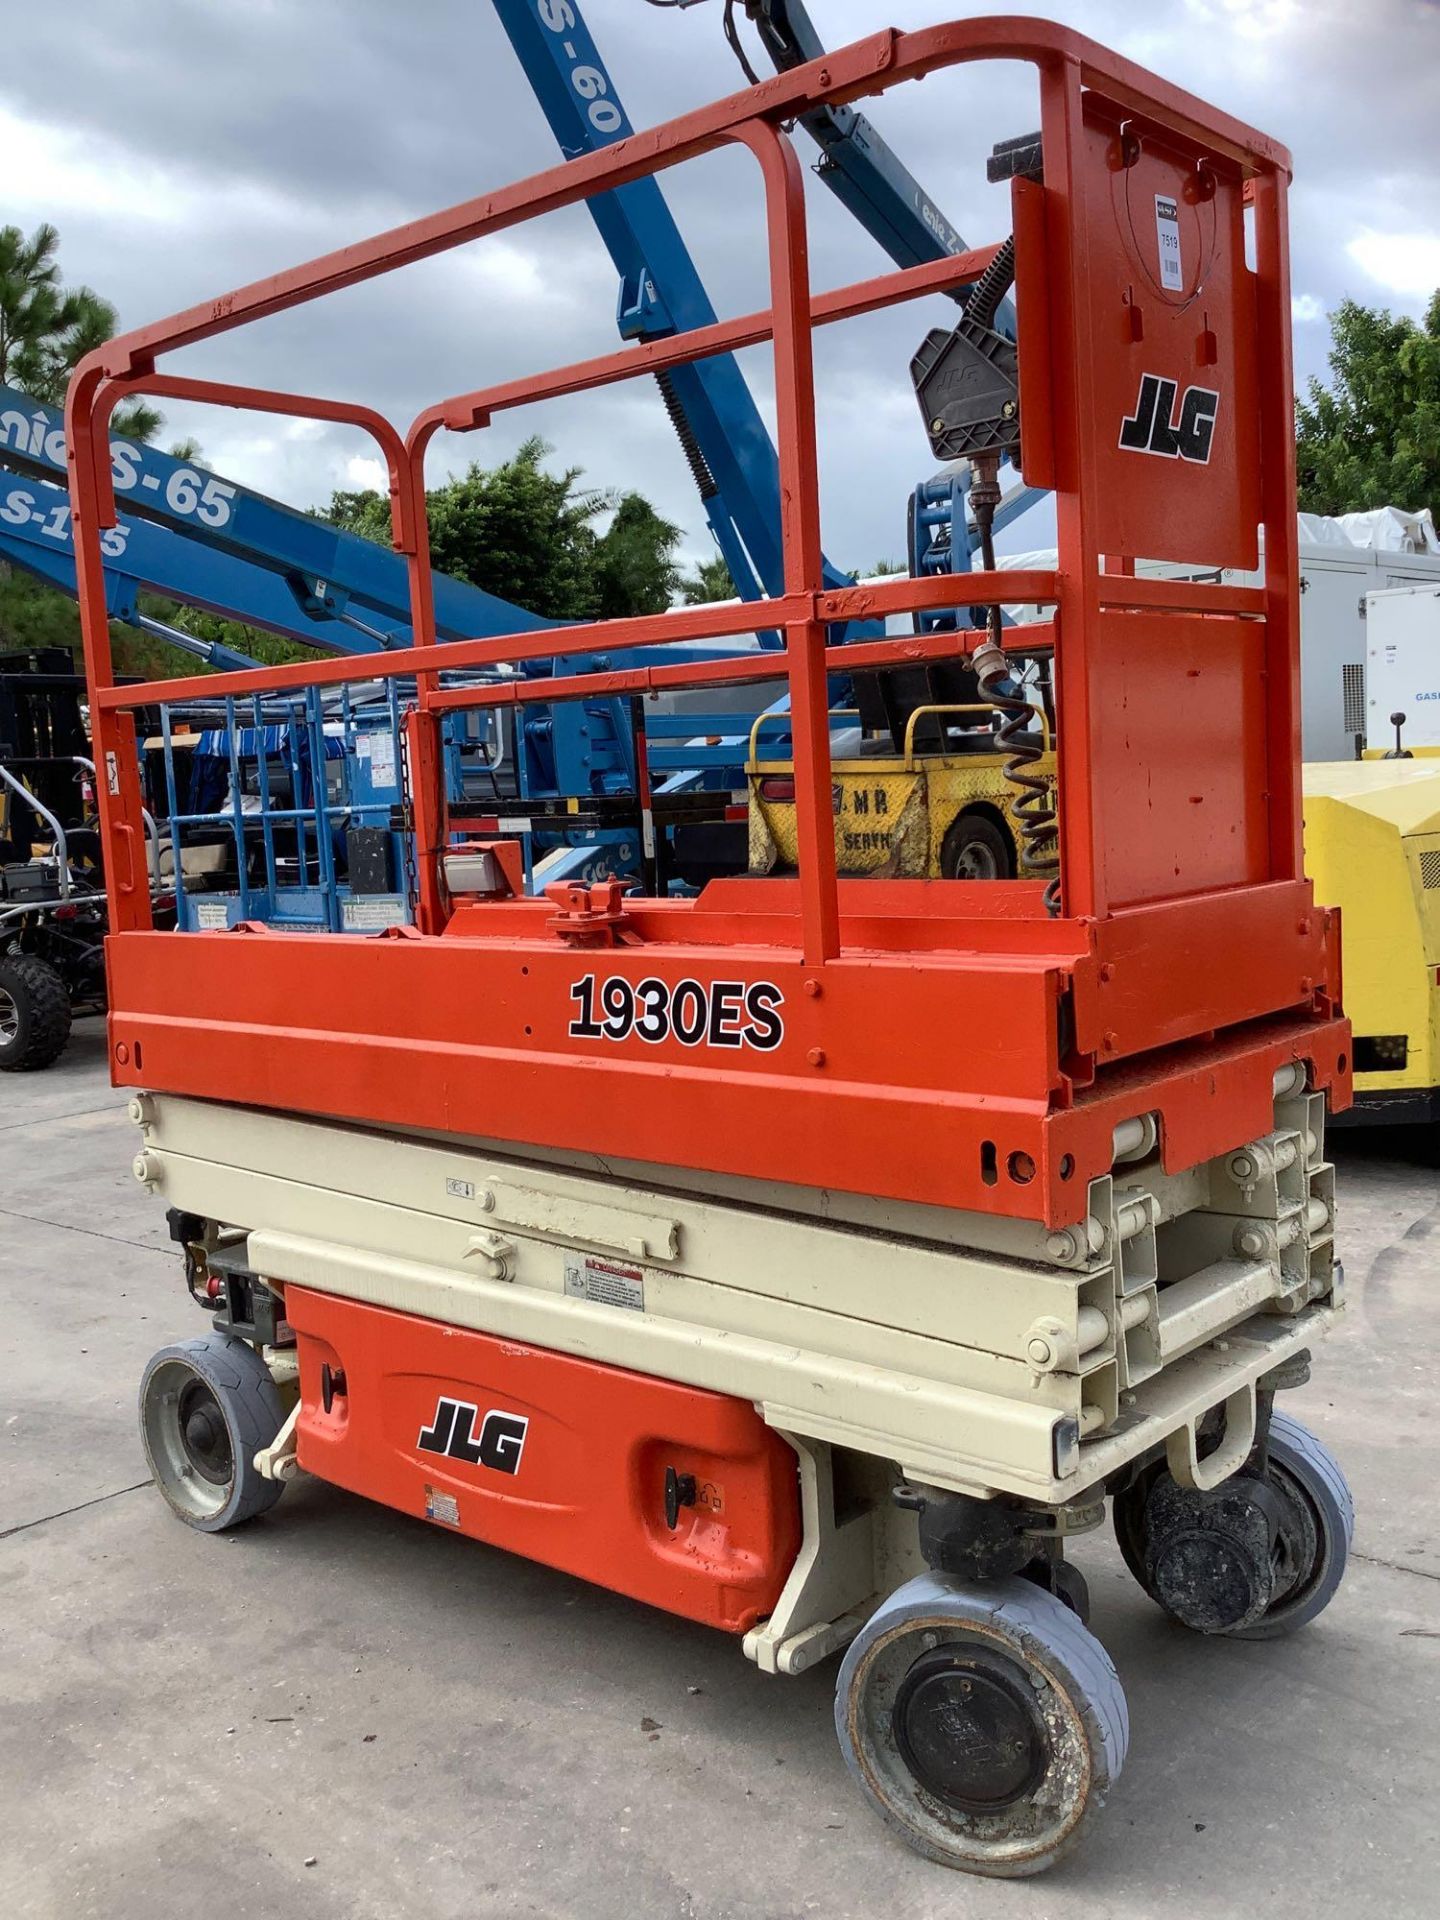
[133, 1059, 1339, 1676]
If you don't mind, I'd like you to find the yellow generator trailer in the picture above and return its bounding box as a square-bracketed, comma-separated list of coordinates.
[1302, 760, 1440, 1125]
[747, 705, 1055, 881]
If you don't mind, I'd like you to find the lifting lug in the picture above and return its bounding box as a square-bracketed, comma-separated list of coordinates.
[543, 879, 642, 948]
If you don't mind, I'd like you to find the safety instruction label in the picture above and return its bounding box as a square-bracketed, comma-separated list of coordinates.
[194, 899, 229, 929]
[341, 895, 408, 931]
[424, 1485, 460, 1527]
[355, 730, 398, 787]
[1154, 194, 1183, 292]
[563, 1253, 645, 1312]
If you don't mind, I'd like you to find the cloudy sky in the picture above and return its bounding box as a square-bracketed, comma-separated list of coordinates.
[5, 0, 1439, 577]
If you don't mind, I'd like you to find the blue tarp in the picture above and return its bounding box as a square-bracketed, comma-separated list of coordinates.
[192, 725, 348, 761]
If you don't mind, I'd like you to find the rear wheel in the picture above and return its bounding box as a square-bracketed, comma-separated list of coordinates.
[835, 1572, 1128, 1876]
[939, 811, 1014, 881]
[0, 953, 71, 1072]
[139, 1334, 286, 1531]
[1112, 1411, 1353, 1637]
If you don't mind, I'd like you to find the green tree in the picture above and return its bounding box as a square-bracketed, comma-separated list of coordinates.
[0, 561, 87, 655]
[329, 437, 604, 618]
[1296, 292, 1440, 516]
[0, 560, 143, 671]
[591, 492, 682, 619]
[327, 436, 683, 623]
[0, 223, 160, 442]
[678, 553, 736, 604]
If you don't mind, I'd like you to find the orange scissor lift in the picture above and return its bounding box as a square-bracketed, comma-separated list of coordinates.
[72, 20, 1353, 1875]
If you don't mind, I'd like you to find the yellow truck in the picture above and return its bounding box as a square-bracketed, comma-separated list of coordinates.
[747, 704, 1055, 882]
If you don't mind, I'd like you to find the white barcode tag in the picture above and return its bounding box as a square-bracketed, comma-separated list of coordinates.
[1155, 195, 1183, 293]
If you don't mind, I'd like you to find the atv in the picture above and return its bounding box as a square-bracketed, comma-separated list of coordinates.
[1, 646, 125, 1071]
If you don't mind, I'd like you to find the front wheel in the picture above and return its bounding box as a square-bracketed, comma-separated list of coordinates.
[0, 953, 71, 1071]
[835, 1572, 1128, 1877]
[139, 1334, 286, 1531]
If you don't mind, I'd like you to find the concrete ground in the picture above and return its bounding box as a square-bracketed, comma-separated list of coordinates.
[2, 1024, 1437, 1920]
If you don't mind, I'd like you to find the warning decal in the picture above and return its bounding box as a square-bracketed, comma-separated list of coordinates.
[564, 1253, 646, 1313]
[425, 1485, 461, 1527]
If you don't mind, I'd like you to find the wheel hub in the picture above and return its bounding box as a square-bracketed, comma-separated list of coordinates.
[891, 1648, 1046, 1812]
[1143, 1476, 1287, 1633]
[177, 1380, 233, 1485]
[1150, 1528, 1271, 1632]
[954, 844, 998, 879]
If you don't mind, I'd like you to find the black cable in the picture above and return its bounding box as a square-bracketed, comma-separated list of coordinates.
[969, 454, 1060, 914]
[965, 234, 1016, 331]
[723, 0, 762, 86]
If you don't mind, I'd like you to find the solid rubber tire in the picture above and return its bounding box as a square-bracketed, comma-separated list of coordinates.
[139, 1333, 286, 1531]
[835, 1571, 1128, 1877]
[1227, 1410, 1353, 1639]
[1111, 1410, 1353, 1638]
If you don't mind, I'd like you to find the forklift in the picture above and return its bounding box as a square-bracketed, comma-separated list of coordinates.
[73, 18, 1352, 1878]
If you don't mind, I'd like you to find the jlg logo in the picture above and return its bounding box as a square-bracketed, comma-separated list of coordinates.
[1119, 373, 1220, 463]
[417, 1397, 528, 1475]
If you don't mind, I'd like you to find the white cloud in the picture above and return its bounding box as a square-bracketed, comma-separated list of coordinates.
[1183, 0, 1299, 41]
[1346, 228, 1440, 301]
[0, 102, 311, 237]
[346, 456, 388, 491]
[458, 239, 564, 307]
[1292, 293, 1327, 323]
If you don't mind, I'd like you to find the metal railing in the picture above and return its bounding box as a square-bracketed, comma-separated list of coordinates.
[62, 18, 1296, 966]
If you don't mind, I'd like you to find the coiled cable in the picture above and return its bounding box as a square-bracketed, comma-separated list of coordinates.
[969, 452, 1060, 914]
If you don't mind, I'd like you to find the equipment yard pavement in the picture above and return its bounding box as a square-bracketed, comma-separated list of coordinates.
[3, 1024, 1437, 1919]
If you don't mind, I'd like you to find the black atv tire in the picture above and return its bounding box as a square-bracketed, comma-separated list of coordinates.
[0, 953, 73, 1072]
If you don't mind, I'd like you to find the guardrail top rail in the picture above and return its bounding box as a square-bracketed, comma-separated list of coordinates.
[66, 17, 1349, 1225]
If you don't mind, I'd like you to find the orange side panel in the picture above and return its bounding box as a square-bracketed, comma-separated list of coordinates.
[1086, 612, 1271, 904]
[286, 1288, 802, 1635]
[1077, 93, 1261, 572]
